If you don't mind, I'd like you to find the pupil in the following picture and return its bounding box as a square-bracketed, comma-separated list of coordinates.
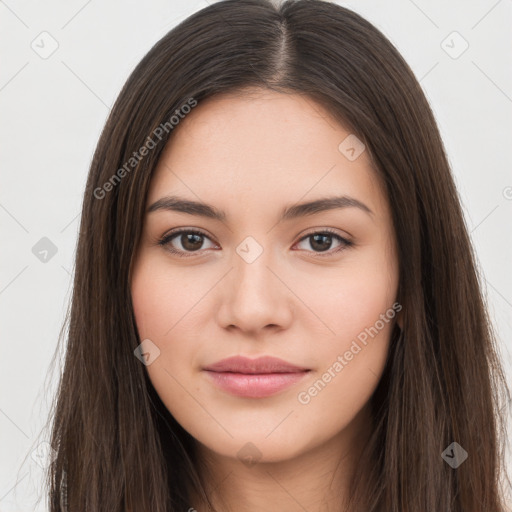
[311, 234, 331, 252]
[182, 233, 203, 251]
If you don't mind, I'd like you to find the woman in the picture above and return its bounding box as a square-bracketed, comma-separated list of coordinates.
[45, 0, 511, 510]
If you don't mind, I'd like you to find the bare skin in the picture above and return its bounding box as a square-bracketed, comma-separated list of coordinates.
[130, 88, 401, 512]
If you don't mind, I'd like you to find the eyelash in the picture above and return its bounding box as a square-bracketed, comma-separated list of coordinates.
[156, 228, 353, 259]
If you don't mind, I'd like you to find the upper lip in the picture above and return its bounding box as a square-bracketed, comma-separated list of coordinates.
[203, 356, 310, 374]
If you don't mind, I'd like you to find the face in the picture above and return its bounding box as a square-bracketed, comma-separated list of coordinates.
[130, 88, 400, 465]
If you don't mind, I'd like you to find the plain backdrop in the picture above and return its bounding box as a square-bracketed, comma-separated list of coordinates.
[1, 0, 511, 510]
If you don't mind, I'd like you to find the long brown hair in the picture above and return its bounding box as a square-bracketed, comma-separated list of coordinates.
[42, 0, 511, 510]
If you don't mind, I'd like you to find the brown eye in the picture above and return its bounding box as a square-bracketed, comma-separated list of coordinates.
[157, 228, 352, 259]
[294, 230, 353, 256]
[309, 233, 336, 252]
[179, 232, 204, 251]
[158, 229, 217, 257]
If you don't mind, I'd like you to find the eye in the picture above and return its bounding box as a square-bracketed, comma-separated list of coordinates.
[293, 228, 353, 257]
[157, 228, 353, 258]
[157, 229, 218, 258]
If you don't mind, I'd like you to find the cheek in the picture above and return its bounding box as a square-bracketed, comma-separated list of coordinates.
[131, 270, 164, 340]
[293, 272, 396, 443]
[130, 257, 207, 378]
[292, 245, 398, 404]
[131, 262, 200, 424]
[130, 262, 194, 370]
[301, 273, 394, 403]
[298, 255, 398, 348]
[130, 257, 201, 340]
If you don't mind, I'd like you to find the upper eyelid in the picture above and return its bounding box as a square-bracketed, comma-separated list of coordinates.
[163, 227, 217, 244]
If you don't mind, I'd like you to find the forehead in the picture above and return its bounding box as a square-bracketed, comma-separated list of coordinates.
[147, 89, 388, 221]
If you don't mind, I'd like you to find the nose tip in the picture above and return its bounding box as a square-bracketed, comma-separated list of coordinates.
[217, 251, 294, 335]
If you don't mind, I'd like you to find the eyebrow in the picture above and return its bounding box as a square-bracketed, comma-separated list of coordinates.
[146, 194, 373, 221]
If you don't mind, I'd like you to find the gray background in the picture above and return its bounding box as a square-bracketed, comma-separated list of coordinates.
[1, 0, 511, 509]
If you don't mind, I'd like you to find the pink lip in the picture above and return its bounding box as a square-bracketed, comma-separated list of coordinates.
[203, 356, 310, 398]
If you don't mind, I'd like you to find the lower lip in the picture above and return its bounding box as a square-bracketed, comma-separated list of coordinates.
[204, 371, 310, 398]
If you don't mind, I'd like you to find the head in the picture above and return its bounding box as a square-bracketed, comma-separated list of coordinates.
[129, 86, 401, 494]
[46, 1, 510, 511]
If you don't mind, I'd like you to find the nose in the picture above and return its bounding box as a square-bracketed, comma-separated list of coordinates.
[216, 247, 294, 336]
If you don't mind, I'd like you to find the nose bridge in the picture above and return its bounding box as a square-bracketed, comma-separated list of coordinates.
[218, 235, 293, 332]
[234, 243, 271, 293]
[232, 236, 277, 306]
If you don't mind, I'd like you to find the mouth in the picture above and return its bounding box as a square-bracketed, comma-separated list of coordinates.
[202, 355, 311, 398]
